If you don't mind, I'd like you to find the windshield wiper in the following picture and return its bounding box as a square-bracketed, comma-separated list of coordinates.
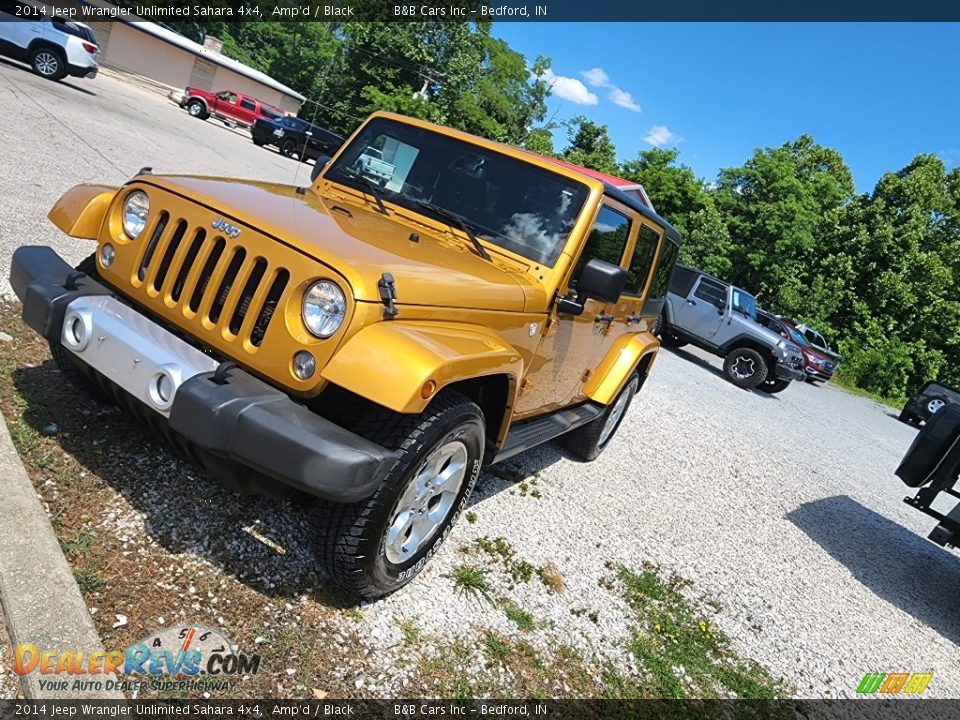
[340, 168, 388, 216]
[413, 200, 492, 261]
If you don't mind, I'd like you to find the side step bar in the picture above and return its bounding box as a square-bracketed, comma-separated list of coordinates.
[494, 402, 604, 463]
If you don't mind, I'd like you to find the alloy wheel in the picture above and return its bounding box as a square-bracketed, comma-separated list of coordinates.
[731, 355, 756, 380]
[35, 52, 59, 76]
[384, 440, 468, 564]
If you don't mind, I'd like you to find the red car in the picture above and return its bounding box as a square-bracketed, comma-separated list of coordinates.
[179, 88, 284, 128]
[756, 311, 837, 382]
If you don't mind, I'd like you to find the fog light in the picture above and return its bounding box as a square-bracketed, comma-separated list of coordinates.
[293, 351, 316, 380]
[100, 243, 115, 268]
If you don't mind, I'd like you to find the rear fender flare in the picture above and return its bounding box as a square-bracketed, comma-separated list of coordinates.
[321, 321, 523, 416]
[47, 184, 119, 240]
[583, 331, 660, 406]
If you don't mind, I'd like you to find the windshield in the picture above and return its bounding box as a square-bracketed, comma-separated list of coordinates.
[731, 288, 757, 320]
[325, 118, 590, 266]
[787, 327, 810, 347]
[261, 107, 283, 121]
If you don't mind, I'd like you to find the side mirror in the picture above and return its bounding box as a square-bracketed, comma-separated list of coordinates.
[310, 155, 331, 183]
[713, 300, 727, 313]
[557, 258, 627, 316]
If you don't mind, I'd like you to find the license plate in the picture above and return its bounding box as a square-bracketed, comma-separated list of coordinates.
[273, 129, 284, 137]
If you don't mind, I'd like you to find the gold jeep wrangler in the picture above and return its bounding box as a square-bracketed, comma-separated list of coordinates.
[11, 112, 681, 597]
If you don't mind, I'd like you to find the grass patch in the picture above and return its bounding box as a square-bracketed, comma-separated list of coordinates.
[465, 511, 478, 524]
[500, 599, 535, 631]
[537, 562, 565, 593]
[59, 531, 95, 555]
[447, 563, 493, 604]
[830, 374, 904, 410]
[73, 568, 106, 593]
[398, 617, 422, 645]
[481, 631, 512, 664]
[606, 563, 784, 699]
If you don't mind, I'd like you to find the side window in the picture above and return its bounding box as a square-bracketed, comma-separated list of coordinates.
[668, 265, 697, 297]
[624, 225, 660, 296]
[647, 240, 680, 300]
[240, 98, 256, 111]
[571, 205, 631, 284]
[693, 277, 727, 307]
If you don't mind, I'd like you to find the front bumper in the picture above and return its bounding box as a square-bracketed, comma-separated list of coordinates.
[10, 246, 397, 503]
[773, 361, 805, 382]
[804, 367, 834, 382]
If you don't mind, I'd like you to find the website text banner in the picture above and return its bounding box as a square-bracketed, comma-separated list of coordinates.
[49, 0, 960, 23]
[1, 700, 959, 719]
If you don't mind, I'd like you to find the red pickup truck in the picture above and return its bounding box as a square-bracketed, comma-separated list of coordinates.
[179, 88, 284, 128]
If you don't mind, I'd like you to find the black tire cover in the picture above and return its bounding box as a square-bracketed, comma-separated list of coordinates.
[896, 403, 960, 487]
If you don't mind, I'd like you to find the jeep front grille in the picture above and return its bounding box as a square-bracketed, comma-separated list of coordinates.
[132, 213, 290, 350]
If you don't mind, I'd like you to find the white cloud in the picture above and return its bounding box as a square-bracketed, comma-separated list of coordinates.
[580, 67, 641, 112]
[644, 125, 680, 147]
[581, 67, 611, 88]
[609, 87, 641, 112]
[540, 68, 598, 105]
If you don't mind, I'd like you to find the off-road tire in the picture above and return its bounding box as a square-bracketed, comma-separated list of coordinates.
[318, 392, 484, 598]
[723, 347, 768, 389]
[659, 331, 687, 349]
[562, 374, 640, 462]
[898, 409, 916, 425]
[280, 139, 298, 158]
[30, 46, 66, 80]
[758, 377, 790, 394]
[48, 254, 111, 403]
[186, 99, 208, 119]
[896, 403, 960, 487]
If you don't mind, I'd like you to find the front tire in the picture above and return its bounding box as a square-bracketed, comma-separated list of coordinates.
[186, 99, 208, 119]
[280, 138, 298, 158]
[30, 47, 66, 80]
[723, 347, 768, 389]
[758, 377, 790, 394]
[318, 392, 484, 598]
[563, 374, 640, 462]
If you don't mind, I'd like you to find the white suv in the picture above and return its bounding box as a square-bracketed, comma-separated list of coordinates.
[0, 1, 99, 81]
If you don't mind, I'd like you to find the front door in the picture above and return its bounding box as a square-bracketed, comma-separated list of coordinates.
[515, 201, 636, 417]
[671, 276, 728, 342]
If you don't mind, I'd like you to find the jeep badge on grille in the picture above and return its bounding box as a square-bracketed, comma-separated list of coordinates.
[212, 217, 241, 238]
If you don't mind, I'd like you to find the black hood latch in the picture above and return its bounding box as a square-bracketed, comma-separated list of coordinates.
[378, 273, 399, 319]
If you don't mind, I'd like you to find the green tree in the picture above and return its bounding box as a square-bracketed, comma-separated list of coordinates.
[619, 147, 706, 233]
[560, 116, 618, 174]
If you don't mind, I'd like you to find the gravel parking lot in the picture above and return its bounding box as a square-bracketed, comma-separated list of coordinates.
[1, 63, 958, 699]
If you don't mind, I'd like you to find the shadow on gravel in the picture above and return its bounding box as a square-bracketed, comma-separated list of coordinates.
[11, 361, 560, 604]
[787, 495, 960, 646]
[664, 347, 783, 400]
[0, 57, 97, 96]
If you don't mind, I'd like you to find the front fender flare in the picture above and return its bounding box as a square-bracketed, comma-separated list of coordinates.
[47, 184, 118, 240]
[582, 331, 660, 406]
[321, 321, 523, 415]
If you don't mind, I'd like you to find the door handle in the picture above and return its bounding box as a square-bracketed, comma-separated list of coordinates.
[595, 313, 614, 325]
[686, 299, 696, 305]
[626, 314, 642, 325]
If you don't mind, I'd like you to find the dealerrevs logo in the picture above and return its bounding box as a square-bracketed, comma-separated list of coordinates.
[14, 625, 261, 693]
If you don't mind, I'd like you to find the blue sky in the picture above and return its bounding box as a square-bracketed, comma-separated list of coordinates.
[493, 23, 960, 193]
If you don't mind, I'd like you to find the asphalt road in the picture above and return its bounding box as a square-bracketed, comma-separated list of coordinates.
[1, 63, 957, 697]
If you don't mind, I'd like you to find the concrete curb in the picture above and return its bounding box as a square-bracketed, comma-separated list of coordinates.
[0, 411, 123, 699]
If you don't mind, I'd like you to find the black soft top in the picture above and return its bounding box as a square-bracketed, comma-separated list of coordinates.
[601, 182, 683, 247]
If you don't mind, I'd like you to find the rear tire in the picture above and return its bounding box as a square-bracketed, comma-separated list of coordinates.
[48, 255, 111, 403]
[723, 347, 768, 389]
[898, 409, 917, 425]
[318, 392, 484, 598]
[562, 374, 640, 462]
[30, 47, 66, 80]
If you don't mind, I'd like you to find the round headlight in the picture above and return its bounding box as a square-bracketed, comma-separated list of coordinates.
[302, 280, 346, 338]
[122, 191, 150, 239]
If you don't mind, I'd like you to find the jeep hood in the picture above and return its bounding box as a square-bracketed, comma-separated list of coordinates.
[139, 176, 539, 312]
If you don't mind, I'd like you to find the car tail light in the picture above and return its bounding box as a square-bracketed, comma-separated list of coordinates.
[82, 42, 98, 54]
